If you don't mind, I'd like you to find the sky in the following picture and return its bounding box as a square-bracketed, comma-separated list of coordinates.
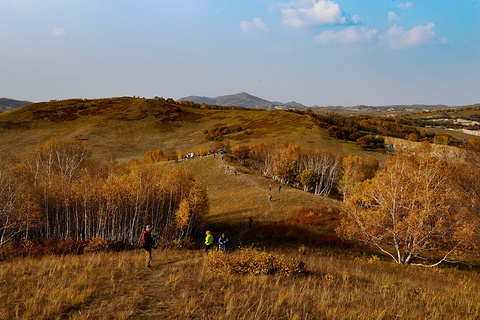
[0, 0, 479, 107]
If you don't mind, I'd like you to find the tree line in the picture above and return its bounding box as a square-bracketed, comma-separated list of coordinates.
[232, 141, 379, 199]
[0, 139, 208, 246]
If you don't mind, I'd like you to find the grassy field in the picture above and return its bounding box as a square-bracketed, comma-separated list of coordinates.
[1, 156, 480, 319]
[2, 98, 480, 319]
[0, 97, 379, 162]
[2, 247, 480, 319]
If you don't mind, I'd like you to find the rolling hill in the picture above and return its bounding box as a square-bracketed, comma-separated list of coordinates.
[0, 96, 373, 162]
[0, 98, 32, 113]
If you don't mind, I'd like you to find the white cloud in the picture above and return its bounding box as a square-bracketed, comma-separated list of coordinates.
[240, 17, 270, 33]
[380, 23, 435, 49]
[388, 11, 399, 23]
[279, 0, 345, 27]
[315, 26, 378, 44]
[53, 27, 66, 36]
[351, 14, 360, 24]
[398, 2, 413, 9]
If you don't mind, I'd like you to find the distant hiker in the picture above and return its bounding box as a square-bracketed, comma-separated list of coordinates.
[268, 194, 272, 202]
[279, 185, 282, 193]
[205, 230, 214, 253]
[248, 217, 253, 228]
[213, 153, 216, 159]
[234, 169, 237, 176]
[222, 155, 224, 160]
[218, 233, 229, 254]
[269, 184, 271, 191]
[142, 225, 155, 268]
[226, 165, 230, 171]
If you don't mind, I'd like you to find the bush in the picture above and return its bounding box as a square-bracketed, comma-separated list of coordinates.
[286, 207, 341, 228]
[205, 247, 306, 276]
[84, 236, 109, 253]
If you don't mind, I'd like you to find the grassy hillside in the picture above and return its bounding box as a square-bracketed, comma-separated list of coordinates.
[2, 156, 480, 319]
[166, 156, 341, 245]
[0, 97, 379, 162]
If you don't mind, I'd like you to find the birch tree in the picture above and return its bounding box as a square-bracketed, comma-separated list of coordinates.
[338, 145, 468, 266]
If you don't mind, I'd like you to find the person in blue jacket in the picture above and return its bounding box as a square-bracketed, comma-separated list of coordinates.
[218, 233, 229, 254]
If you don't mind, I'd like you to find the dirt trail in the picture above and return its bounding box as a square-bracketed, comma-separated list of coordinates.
[216, 160, 274, 239]
[131, 252, 205, 319]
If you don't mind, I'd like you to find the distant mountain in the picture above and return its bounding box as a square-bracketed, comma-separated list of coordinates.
[179, 92, 307, 110]
[178, 92, 460, 115]
[178, 96, 217, 105]
[0, 98, 32, 112]
[216, 92, 273, 109]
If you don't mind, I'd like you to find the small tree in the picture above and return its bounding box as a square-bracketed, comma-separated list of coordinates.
[143, 149, 165, 163]
[300, 169, 317, 192]
[232, 145, 250, 165]
[338, 145, 468, 266]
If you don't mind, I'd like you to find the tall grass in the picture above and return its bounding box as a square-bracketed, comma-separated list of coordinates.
[2, 247, 480, 319]
[0, 250, 146, 320]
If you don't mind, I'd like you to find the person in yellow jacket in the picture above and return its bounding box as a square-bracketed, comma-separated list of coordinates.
[205, 230, 214, 253]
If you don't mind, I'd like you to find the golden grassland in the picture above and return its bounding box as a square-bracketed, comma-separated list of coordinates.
[3, 100, 480, 318]
[0, 250, 146, 320]
[2, 156, 480, 319]
[0, 97, 378, 162]
[2, 248, 480, 319]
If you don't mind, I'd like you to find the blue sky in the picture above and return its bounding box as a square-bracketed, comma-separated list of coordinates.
[0, 0, 479, 106]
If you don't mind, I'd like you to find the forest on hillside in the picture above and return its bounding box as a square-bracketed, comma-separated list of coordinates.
[0, 139, 208, 249]
[2, 133, 480, 266]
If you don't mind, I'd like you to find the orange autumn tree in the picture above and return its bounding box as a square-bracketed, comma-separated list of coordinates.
[174, 180, 209, 240]
[338, 144, 469, 266]
[232, 145, 250, 165]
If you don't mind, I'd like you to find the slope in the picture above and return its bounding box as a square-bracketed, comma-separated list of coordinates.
[0, 97, 374, 162]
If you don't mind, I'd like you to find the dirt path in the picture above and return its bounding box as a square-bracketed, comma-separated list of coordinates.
[216, 160, 274, 239]
[131, 251, 205, 319]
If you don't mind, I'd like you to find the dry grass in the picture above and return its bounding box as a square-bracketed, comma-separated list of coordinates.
[0, 97, 377, 162]
[2, 106, 478, 319]
[151, 247, 480, 320]
[0, 250, 146, 320]
[2, 247, 480, 319]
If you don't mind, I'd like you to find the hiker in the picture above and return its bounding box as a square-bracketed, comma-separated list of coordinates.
[226, 165, 229, 171]
[268, 194, 272, 202]
[279, 185, 282, 193]
[218, 233, 229, 254]
[234, 169, 237, 176]
[248, 216, 253, 228]
[205, 230, 214, 253]
[269, 184, 271, 191]
[142, 225, 155, 268]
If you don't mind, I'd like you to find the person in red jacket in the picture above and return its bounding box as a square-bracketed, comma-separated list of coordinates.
[142, 225, 155, 268]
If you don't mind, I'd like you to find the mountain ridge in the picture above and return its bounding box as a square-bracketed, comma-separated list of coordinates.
[179, 92, 307, 110]
[0, 98, 32, 112]
[178, 92, 464, 115]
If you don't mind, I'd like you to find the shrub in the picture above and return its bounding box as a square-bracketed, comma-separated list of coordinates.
[355, 135, 385, 150]
[0, 242, 15, 261]
[205, 247, 306, 276]
[84, 236, 109, 253]
[286, 206, 341, 228]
